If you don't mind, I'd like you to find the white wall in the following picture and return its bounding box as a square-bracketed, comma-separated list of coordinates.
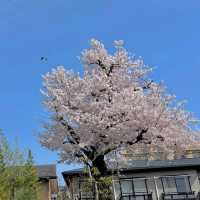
[112, 169, 200, 200]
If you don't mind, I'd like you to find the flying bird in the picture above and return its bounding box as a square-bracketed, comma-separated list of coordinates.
[40, 57, 48, 61]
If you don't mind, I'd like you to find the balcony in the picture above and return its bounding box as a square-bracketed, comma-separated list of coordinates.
[162, 192, 196, 200]
[120, 193, 153, 200]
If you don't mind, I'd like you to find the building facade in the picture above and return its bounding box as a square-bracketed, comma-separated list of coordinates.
[36, 164, 59, 200]
[62, 158, 200, 200]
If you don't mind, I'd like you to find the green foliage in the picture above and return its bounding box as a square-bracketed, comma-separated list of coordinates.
[56, 193, 62, 200]
[82, 167, 113, 200]
[0, 145, 7, 200]
[81, 179, 94, 193]
[0, 130, 40, 200]
[15, 150, 40, 200]
[97, 176, 113, 200]
[56, 190, 71, 200]
[81, 176, 113, 200]
[91, 167, 101, 177]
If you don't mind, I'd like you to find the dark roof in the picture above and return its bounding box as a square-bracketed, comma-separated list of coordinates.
[62, 158, 200, 177]
[62, 168, 84, 176]
[36, 164, 57, 179]
[119, 158, 200, 173]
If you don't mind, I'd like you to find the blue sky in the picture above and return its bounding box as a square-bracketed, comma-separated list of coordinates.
[1, 0, 200, 184]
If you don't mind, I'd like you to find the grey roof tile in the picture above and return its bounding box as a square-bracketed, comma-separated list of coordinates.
[62, 158, 200, 176]
[36, 164, 57, 179]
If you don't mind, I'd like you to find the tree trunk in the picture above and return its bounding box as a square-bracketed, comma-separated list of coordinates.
[84, 154, 108, 200]
[92, 155, 107, 176]
[91, 155, 109, 200]
[87, 165, 99, 200]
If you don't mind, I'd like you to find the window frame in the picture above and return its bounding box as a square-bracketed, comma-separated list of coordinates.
[160, 175, 192, 194]
[119, 177, 149, 196]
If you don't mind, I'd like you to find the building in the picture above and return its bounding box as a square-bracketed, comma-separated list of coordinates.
[36, 164, 59, 200]
[59, 186, 71, 200]
[62, 158, 200, 200]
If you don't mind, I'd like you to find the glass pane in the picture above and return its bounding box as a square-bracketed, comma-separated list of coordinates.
[134, 179, 147, 193]
[136, 196, 145, 200]
[122, 197, 130, 200]
[113, 180, 121, 200]
[175, 176, 190, 193]
[164, 196, 172, 200]
[131, 197, 136, 200]
[188, 194, 195, 198]
[155, 178, 164, 197]
[121, 180, 133, 195]
[173, 194, 183, 199]
[162, 177, 176, 193]
[146, 179, 157, 200]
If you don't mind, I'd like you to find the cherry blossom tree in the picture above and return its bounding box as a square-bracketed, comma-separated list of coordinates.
[40, 39, 199, 178]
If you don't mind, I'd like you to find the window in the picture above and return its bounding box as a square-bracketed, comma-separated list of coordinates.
[134, 179, 147, 193]
[119, 178, 153, 200]
[161, 176, 191, 194]
[120, 178, 148, 194]
[176, 176, 190, 193]
[113, 180, 121, 199]
[121, 180, 133, 195]
[162, 177, 176, 193]
[146, 179, 157, 200]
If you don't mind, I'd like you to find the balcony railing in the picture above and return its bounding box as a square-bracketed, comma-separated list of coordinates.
[162, 192, 196, 200]
[79, 193, 95, 200]
[120, 193, 153, 200]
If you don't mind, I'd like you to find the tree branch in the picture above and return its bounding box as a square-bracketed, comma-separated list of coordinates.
[56, 115, 80, 145]
[126, 128, 149, 145]
[91, 59, 119, 77]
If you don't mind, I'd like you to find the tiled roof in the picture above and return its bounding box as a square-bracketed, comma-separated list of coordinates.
[119, 158, 200, 172]
[36, 164, 57, 179]
[62, 158, 200, 176]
